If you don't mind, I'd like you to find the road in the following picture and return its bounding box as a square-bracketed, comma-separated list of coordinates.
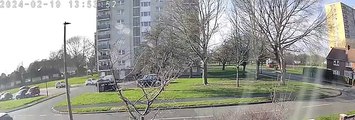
[8, 75, 355, 120]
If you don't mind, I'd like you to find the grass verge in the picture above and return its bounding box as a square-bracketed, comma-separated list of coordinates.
[58, 97, 270, 113]
[316, 111, 355, 120]
[55, 78, 337, 107]
[0, 96, 46, 110]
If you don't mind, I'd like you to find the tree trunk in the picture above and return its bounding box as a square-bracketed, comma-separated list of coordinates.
[202, 61, 208, 85]
[189, 66, 193, 78]
[279, 55, 286, 85]
[242, 63, 246, 72]
[236, 65, 240, 87]
[222, 62, 226, 70]
[255, 60, 260, 80]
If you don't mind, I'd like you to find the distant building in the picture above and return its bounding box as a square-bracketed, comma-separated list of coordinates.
[326, 46, 355, 78]
[96, 0, 201, 79]
[325, 2, 355, 48]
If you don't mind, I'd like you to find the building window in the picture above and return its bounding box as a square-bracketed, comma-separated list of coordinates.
[141, 12, 151, 16]
[118, 0, 124, 4]
[133, 17, 140, 26]
[333, 70, 340, 75]
[156, 7, 163, 11]
[134, 37, 140, 46]
[119, 50, 125, 55]
[333, 60, 340, 66]
[141, 21, 151, 26]
[141, 2, 150, 7]
[133, 27, 140, 36]
[119, 60, 126, 65]
[133, 8, 140, 16]
[117, 9, 124, 15]
[133, 0, 140, 7]
[117, 19, 124, 24]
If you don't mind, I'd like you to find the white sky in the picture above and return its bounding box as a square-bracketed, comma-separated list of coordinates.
[0, 0, 352, 74]
[0, 1, 95, 74]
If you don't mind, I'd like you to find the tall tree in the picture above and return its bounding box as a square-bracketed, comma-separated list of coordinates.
[165, 0, 224, 85]
[233, 0, 325, 84]
[67, 36, 95, 75]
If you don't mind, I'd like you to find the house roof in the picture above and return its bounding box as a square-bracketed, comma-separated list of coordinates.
[326, 48, 355, 62]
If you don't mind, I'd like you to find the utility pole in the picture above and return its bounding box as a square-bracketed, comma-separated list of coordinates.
[64, 21, 74, 120]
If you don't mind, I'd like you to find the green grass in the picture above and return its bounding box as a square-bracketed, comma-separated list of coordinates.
[316, 111, 355, 120]
[0, 96, 46, 110]
[3, 74, 99, 94]
[62, 97, 270, 113]
[56, 78, 335, 107]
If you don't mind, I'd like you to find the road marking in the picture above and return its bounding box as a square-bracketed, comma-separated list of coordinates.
[155, 115, 213, 120]
[302, 104, 331, 108]
[39, 114, 47, 117]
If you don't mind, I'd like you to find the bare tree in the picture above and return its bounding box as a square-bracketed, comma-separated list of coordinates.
[105, 20, 192, 119]
[164, 0, 224, 85]
[212, 41, 233, 70]
[67, 36, 95, 75]
[233, 0, 325, 84]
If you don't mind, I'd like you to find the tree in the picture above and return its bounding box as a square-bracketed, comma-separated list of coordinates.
[108, 19, 193, 119]
[18, 66, 26, 85]
[233, 0, 325, 84]
[212, 41, 233, 70]
[67, 36, 95, 75]
[164, 0, 224, 85]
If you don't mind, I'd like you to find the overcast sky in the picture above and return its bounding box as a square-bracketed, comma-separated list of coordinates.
[0, 0, 353, 74]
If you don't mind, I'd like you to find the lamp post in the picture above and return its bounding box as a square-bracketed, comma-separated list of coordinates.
[37, 67, 48, 96]
[64, 21, 73, 120]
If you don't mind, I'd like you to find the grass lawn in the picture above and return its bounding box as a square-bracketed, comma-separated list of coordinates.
[0, 96, 46, 110]
[3, 74, 99, 94]
[66, 97, 270, 113]
[315, 111, 355, 120]
[56, 77, 335, 107]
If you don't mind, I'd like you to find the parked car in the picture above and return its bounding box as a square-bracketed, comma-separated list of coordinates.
[25, 86, 40, 97]
[85, 78, 97, 86]
[19, 86, 30, 91]
[137, 74, 161, 87]
[55, 81, 66, 88]
[0, 113, 13, 120]
[0, 93, 13, 101]
[15, 89, 27, 99]
[96, 79, 117, 92]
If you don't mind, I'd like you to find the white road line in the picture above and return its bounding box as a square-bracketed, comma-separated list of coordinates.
[39, 114, 47, 117]
[155, 115, 213, 120]
[302, 104, 331, 108]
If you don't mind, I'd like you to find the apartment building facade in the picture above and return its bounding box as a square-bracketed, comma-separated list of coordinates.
[326, 2, 355, 49]
[96, 0, 175, 79]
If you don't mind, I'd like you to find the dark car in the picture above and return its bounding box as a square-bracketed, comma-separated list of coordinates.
[0, 93, 13, 101]
[15, 89, 28, 99]
[137, 74, 161, 87]
[96, 79, 117, 92]
[19, 86, 30, 91]
[0, 113, 13, 120]
[26, 86, 40, 97]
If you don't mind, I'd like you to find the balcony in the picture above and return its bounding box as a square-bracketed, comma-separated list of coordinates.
[98, 55, 111, 60]
[98, 34, 110, 40]
[97, 1, 109, 11]
[99, 66, 112, 71]
[97, 24, 110, 31]
[97, 14, 110, 21]
[98, 44, 110, 50]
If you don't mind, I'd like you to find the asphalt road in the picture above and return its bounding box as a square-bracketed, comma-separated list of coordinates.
[7, 75, 355, 120]
[9, 86, 97, 120]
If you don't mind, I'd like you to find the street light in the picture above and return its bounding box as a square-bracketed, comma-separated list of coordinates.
[37, 67, 48, 96]
[64, 21, 73, 120]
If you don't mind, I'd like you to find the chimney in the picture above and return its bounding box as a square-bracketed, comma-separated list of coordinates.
[346, 45, 350, 54]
